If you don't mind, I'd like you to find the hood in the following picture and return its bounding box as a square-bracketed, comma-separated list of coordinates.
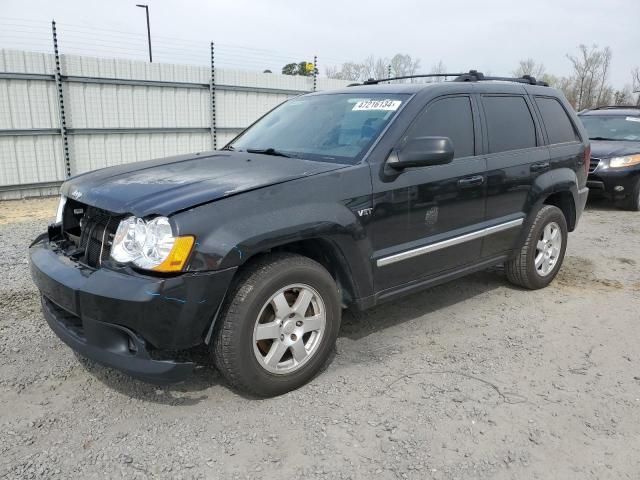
[590, 140, 640, 159]
[61, 151, 346, 217]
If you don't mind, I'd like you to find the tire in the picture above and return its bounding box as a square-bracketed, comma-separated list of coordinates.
[619, 178, 640, 211]
[212, 253, 341, 397]
[504, 205, 568, 290]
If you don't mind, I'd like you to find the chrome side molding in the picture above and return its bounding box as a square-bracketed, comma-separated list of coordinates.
[376, 218, 524, 267]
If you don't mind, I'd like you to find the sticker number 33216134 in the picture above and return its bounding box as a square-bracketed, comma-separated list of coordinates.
[352, 99, 402, 111]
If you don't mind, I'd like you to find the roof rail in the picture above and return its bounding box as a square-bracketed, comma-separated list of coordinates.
[593, 105, 640, 110]
[454, 70, 549, 86]
[353, 70, 549, 87]
[362, 73, 464, 85]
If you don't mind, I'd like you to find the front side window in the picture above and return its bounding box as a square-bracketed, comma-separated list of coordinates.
[580, 115, 640, 141]
[535, 97, 580, 144]
[402, 96, 475, 158]
[228, 93, 409, 164]
[483, 96, 537, 153]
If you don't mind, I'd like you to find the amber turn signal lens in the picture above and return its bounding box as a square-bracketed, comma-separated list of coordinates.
[152, 236, 195, 272]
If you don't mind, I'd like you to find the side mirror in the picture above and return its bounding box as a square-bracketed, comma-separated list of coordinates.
[387, 136, 454, 170]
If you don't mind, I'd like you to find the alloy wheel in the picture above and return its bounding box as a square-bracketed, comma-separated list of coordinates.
[252, 284, 326, 374]
[534, 221, 562, 276]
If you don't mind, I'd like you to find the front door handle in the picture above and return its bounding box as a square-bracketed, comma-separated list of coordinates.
[458, 175, 484, 187]
[530, 162, 550, 172]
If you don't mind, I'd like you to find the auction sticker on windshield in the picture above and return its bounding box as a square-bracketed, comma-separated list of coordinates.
[352, 99, 402, 111]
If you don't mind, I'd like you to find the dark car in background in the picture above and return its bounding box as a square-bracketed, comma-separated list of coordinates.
[579, 106, 640, 211]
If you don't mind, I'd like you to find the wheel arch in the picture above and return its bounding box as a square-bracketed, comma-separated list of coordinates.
[233, 237, 362, 309]
[542, 190, 576, 231]
[529, 168, 579, 232]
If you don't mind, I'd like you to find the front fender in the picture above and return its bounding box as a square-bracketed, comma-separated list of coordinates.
[171, 167, 375, 301]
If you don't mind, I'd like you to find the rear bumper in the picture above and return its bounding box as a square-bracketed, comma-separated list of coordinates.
[576, 186, 589, 216]
[29, 236, 237, 383]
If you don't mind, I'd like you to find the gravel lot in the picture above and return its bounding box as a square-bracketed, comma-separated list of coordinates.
[1, 198, 639, 479]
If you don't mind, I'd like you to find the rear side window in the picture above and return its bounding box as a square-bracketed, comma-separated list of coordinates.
[404, 96, 475, 158]
[534, 97, 580, 144]
[482, 96, 537, 153]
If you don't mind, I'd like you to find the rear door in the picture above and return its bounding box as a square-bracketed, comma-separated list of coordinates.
[531, 95, 584, 181]
[479, 93, 548, 258]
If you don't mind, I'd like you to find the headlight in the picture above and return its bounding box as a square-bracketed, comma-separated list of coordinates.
[55, 196, 67, 224]
[609, 154, 640, 168]
[111, 216, 194, 272]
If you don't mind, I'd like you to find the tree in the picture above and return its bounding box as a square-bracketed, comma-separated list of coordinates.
[389, 54, 420, 79]
[428, 60, 447, 82]
[281, 63, 298, 75]
[567, 45, 613, 110]
[325, 53, 421, 82]
[281, 61, 314, 76]
[513, 59, 546, 79]
[325, 62, 365, 81]
[613, 86, 634, 106]
[632, 67, 640, 105]
[362, 55, 388, 80]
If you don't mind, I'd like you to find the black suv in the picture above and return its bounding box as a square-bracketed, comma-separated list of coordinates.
[29, 71, 589, 397]
[578, 106, 640, 210]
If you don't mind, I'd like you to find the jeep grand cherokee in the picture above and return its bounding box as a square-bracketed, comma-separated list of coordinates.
[30, 71, 589, 397]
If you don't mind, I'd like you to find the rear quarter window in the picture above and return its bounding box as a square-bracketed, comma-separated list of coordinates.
[482, 96, 537, 154]
[534, 97, 580, 144]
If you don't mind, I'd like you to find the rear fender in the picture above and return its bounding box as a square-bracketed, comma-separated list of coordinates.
[514, 167, 578, 249]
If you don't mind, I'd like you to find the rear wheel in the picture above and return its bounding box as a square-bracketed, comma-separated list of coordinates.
[505, 205, 568, 289]
[212, 253, 341, 397]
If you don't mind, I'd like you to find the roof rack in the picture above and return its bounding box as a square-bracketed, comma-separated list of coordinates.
[362, 73, 464, 85]
[356, 70, 549, 87]
[593, 105, 640, 110]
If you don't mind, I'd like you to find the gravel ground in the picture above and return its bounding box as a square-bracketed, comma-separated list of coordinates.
[1, 198, 639, 479]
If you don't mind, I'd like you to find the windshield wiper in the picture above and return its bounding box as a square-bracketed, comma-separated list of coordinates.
[589, 136, 618, 141]
[220, 145, 236, 151]
[246, 148, 291, 158]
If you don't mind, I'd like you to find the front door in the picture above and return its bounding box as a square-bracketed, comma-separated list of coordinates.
[368, 95, 487, 293]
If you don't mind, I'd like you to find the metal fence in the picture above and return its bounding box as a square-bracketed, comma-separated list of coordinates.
[0, 29, 351, 199]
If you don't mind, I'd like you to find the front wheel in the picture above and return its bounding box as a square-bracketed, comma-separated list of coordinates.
[505, 205, 568, 289]
[212, 253, 341, 397]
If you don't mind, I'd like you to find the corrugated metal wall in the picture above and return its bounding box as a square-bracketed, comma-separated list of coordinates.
[0, 50, 64, 197]
[0, 49, 351, 199]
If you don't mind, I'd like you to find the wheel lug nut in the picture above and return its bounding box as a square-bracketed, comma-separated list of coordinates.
[280, 334, 284, 341]
[296, 321, 302, 327]
[290, 334, 297, 341]
[289, 313, 296, 318]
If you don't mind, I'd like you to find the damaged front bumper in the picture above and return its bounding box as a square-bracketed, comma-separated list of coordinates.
[29, 234, 236, 383]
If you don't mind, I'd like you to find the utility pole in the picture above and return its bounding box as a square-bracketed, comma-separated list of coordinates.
[136, 4, 152, 62]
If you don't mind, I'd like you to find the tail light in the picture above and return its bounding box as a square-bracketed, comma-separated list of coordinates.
[583, 144, 591, 175]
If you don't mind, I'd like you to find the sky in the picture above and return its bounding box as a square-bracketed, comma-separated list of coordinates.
[1, 0, 638, 88]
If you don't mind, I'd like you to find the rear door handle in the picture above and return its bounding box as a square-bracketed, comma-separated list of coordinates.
[530, 162, 550, 172]
[458, 175, 484, 187]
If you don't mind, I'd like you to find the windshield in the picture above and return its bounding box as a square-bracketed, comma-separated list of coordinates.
[580, 115, 640, 141]
[227, 93, 409, 164]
